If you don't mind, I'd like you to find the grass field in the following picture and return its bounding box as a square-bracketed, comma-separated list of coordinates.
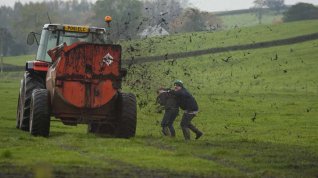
[214, 8, 284, 28]
[120, 20, 318, 59]
[2, 55, 35, 66]
[220, 11, 283, 29]
[0, 20, 318, 177]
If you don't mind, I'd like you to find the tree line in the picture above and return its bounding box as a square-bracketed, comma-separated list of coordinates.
[253, 0, 318, 24]
[0, 0, 221, 56]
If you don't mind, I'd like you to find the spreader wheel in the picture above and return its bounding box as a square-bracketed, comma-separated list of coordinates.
[116, 93, 137, 138]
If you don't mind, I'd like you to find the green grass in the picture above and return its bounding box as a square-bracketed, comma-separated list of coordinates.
[220, 12, 283, 29]
[2, 55, 35, 66]
[0, 20, 318, 177]
[120, 20, 318, 59]
[121, 37, 318, 176]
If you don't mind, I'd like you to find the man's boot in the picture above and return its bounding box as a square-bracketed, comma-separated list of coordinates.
[162, 127, 170, 136]
[195, 132, 203, 140]
[181, 127, 191, 140]
[188, 124, 203, 140]
[170, 129, 176, 137]
[168, 125, 176, 137]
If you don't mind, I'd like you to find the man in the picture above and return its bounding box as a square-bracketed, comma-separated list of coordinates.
[169, 80, 203, 140]
[157, 88, 179, 137]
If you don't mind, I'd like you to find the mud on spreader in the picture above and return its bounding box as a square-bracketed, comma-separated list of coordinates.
[16, 17, 137, 138]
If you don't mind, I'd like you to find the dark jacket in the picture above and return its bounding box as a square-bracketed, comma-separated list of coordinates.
[157, 91, 179, 110]
[170, 88, 198, 111]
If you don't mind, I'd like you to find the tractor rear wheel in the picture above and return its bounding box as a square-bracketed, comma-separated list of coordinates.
[18, 72, 45, 131]
[29, 89, 50, 137]
[116, 93, 137, 138]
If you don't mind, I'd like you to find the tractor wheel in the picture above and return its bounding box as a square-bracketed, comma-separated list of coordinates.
[16, 94, 21, 129]
[16, 79, 24, 129]
[116, 93, 137, 138]
[18, 71, 45, 131]
[29, 89, 50, 137]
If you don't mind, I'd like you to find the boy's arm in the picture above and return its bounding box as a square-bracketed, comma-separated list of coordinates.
[169, 89, 183, 97]
[158, 88, 171, 94]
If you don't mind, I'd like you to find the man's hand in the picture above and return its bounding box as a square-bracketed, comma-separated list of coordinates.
[158, 89, 166, 94]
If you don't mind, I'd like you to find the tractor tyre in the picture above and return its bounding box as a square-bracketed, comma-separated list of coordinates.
[18, 71, 45, 131]
[16, 95, 21, 129]
[16, 79, 24, 129]
[29, 89, 50, 137]
[116, 93, 137, 138]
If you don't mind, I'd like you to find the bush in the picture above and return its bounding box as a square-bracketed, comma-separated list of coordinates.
[283, 3, 318, 22]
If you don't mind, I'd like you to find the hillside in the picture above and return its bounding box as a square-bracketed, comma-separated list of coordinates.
[120, 20, 318, 60]
[0, 20, 318, 177]
[218, 9, 283, 29]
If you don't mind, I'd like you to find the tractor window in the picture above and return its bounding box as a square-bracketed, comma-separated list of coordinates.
[58, 31, 107, 44]
[59, 31, 92, 45]
[36, 30, 58, 62]
[36, 29, 108, 62]
[92, 33, 108, 44]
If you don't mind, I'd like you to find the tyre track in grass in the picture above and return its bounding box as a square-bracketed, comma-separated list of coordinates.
[140, 137, 249, 176]
[0, 143, 201, 178]
[123, 32, 318, 66]
[56, 142, 200, 178]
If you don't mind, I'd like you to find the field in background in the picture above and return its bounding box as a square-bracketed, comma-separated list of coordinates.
[0, 20, 318, 177]
[2, 55, 35, 67]
[120, 20, 318, 59]
[219, 10, 283, 29]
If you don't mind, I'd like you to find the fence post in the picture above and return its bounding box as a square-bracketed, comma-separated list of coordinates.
[0, 54, 3, 73]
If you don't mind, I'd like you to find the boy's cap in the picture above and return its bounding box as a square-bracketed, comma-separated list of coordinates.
[174, 80, 184, 87]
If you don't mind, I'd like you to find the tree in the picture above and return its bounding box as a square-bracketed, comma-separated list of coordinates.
[283, 3, 318, 22]
[142, 0, 183, 30]
[0, 28, 25, 56]
[0, 6, 14, 29]
[253, 0, 266, 24]
[200, 12, 222, 31]
[265, 0, 285, 13]
[92, 0, 143, 40]
[169, 8, 221, 33]
[11, 2, 52, 54]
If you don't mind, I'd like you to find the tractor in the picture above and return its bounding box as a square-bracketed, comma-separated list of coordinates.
[16, 16, 137, 138]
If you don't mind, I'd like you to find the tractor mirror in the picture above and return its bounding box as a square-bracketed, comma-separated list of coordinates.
[27, 32, 35, 45]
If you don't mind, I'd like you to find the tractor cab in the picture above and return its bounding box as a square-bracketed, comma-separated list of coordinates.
[27, 24, 112, 63]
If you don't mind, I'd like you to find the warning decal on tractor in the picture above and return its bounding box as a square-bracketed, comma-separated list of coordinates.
[64, 25, 89, 33]
[102, 53, 114, 66]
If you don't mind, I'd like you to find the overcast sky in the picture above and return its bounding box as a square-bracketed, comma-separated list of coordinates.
[0, 0, 317, 12]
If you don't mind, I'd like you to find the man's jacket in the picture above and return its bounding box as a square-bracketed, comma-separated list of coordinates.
[170, 88, 198, 112]
[157, 91, 179, 110]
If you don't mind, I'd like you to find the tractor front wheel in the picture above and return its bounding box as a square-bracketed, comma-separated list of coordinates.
[29, 89, 51, 137]
[18, 71, 45, 131]
[116, 93, 137, 138]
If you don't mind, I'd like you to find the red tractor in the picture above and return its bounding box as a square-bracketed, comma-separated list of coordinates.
[16, 17, 137, 138]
